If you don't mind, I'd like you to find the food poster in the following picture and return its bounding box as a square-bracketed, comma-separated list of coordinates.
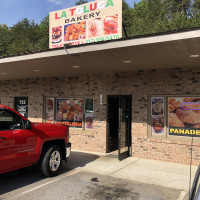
[56, 98, 83, 128]
[45, 98, 54, 123]
[151, 97, 164, 134]
[168, 97, 200, 137]
[85, 113, 94, 129]
[151, 97, 164, 116]
[152, 116, 164, 134]
[49, 0, 122, 48]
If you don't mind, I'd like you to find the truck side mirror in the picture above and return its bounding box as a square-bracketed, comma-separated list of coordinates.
[24, 120, 32, 129]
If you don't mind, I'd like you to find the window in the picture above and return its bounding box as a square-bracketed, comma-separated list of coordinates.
[45, 97, 95, 130]
[0, 109, 23, 131]
[149, 95, 200, 138]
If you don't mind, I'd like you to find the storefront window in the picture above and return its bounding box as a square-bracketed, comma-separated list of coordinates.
[56, 98, 83, 128]
[149, 95, 200, 138]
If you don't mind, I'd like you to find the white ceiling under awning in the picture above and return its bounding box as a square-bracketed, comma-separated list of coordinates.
[0, 29, 200, 80]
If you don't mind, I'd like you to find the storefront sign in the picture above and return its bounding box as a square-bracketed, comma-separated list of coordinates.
[56, 98, 83, 128]
[168, 97, 200, 137]
[169, 127, 200, 137]
[15, 97, 28, 118]
[49, 0, 122, 48]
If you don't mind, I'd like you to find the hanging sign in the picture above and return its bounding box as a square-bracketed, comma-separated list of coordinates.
[49, 0, 122, 48]
[15, 97, 28, 118]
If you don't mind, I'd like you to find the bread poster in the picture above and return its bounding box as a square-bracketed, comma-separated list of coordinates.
[168, 97, 200, 137]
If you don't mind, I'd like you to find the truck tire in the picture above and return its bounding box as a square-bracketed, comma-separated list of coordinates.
[40, 145, 62, 177]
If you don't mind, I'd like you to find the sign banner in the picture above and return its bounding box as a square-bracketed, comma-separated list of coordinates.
[56, 98, 83, 128]
[168, 97, 200, 137]
[15, 97, 28, 118]
[49, 0, 122, 48]
[169, 127, 200, 137]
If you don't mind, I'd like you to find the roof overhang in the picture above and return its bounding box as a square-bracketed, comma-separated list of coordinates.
[1, 29, 200, 80]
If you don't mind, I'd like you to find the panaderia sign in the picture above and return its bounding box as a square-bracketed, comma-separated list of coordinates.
[49, 0, 122, 48]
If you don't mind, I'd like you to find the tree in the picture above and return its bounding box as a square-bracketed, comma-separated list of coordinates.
[7, 18, 40, 55]
[75, 0, 88, 6]
[0, 24, 10, 57]
[130, 0, 169, 36]
[38, 16, 49, 50]
[122, 0, 133, 37]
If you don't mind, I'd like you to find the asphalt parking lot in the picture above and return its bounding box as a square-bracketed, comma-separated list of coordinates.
[0, 151, 192, 200]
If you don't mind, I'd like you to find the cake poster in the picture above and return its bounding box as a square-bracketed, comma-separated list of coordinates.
[49, 0, 122, 48]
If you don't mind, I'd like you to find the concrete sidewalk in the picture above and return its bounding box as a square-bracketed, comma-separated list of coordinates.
[72, 150, 198, 198]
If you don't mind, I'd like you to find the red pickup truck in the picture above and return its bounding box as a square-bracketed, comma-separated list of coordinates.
[0, 105, 71, 177]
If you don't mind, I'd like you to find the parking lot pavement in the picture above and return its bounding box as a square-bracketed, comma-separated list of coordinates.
[0, 169, 181, 200]
[0, 150, 196, 200]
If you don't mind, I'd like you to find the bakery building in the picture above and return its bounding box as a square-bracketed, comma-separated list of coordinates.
[1, 28, 200, 165]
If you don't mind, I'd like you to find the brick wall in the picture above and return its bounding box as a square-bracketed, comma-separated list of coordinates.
[1, 67, 200, 165]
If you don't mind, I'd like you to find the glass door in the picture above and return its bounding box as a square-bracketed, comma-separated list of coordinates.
[118, 95, 132, 161]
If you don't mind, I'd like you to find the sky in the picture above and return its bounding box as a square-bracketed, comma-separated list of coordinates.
[0, 0, 139, 27]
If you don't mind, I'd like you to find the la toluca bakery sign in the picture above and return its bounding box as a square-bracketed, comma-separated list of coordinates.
[49, 0, 122, 48]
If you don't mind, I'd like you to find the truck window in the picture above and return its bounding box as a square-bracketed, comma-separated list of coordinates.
[0, 109, 23, 131]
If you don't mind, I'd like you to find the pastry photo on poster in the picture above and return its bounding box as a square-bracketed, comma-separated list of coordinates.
[168, 97, 200, 137]
[56, 98, 83, 128]
[151, 97, 164, 116]
[152, 116, 164, 134]
[85, 113, 94, 129]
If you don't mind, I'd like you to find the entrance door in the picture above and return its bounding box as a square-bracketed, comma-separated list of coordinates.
[107, 95, 132, 160]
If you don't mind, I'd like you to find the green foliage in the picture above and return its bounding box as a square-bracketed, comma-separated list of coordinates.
[122, 0, 133, 36]
[38, 16, 49, 50]
[75, 0, 88, 6]
[129, 0, 200, 37]
[5, 18, 40, 55]
[0, 24, 10, 57]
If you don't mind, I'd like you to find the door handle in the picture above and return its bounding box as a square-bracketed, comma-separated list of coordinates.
[0, 137, 5, 142]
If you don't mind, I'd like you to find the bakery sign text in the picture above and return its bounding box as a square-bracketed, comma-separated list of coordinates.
[54, 0, 114, 21]
[169, 127, 200, 137]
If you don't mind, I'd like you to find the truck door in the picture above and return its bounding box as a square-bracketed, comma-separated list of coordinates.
[0, 108, 37, 172]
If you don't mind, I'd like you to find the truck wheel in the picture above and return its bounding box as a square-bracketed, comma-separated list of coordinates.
[40, 145, 62, 177]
